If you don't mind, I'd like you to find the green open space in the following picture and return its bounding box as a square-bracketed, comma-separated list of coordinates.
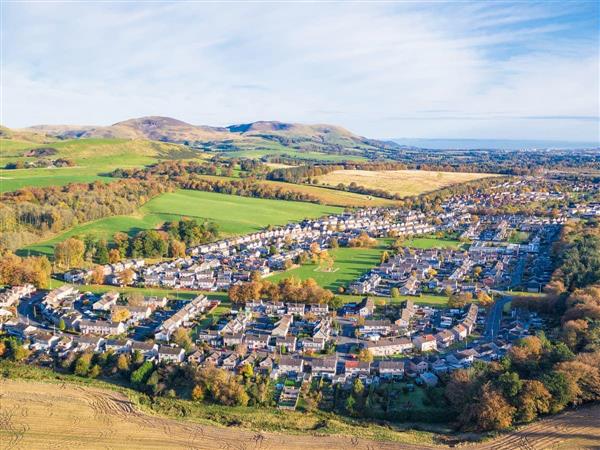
[21, 190, 342, 257]
[508, 231, 531, 244]
[0, 138, 205, 192]
[401, 237, 463, 250]
[269, 240, 390, 292]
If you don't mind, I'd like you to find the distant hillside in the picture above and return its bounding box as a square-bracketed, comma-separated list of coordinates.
[23, 116, 399, 155]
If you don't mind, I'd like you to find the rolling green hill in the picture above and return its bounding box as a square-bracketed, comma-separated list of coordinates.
[23, 115, 397, 157]
[0, 138, 205, 192]
[21, 190, 342, 257]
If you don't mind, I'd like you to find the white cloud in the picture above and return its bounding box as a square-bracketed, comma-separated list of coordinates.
[1, 2, 598, 141]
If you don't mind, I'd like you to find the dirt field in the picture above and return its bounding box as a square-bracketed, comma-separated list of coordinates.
[316, 170, 496, 197]
[1, 379, 599, 450]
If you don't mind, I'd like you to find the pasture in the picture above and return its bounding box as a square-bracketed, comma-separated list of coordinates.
[316, 169, 496, 197]
[22, 190, 342, 256]
[0, 138, 205, 192]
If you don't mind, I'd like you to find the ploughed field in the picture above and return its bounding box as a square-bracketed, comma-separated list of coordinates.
[2, 379, 599, 450]
[316, 170, 497, 197]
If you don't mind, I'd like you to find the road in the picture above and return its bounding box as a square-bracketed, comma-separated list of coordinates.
[16, 291, 49, 329]
[484, 294, 512, 340]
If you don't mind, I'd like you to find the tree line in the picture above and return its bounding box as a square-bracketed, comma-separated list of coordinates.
[110, 162, 323, 204]
[229, 276, 335, 305]
[52, 218, 219, 270]
[0, 179, 173, 252]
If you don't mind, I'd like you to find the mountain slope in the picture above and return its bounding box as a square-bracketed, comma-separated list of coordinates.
[24, 116, 397, 153]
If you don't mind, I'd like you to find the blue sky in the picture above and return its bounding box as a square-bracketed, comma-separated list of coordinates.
[2, 1, 599, 142]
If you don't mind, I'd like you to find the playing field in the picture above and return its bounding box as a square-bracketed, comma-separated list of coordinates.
[22, 190, 342, 256]
[316, 169, 496, 197]
[269, 240, 390, 291]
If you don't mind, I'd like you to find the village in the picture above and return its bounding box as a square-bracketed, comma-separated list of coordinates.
[0, 176, 594, 410]
[2, 275, 545, 411]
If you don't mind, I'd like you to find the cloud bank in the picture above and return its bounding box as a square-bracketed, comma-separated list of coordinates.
[2, 1, 598, 141]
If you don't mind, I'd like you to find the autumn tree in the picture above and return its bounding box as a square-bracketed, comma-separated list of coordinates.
[111, 307, 131, 323]
[108, 248, 121, 264]
[119, 268, 135, 286]
[169, 239, 186, 258]
[472, 383, 515, 431]
[91, 265, 105, 285]
[0, 253, 51, 288]
[515, 380, 551, 422]
[54, 238, 85, 269]
[357, 348, 373, 363]
[172, 327, 193, 351]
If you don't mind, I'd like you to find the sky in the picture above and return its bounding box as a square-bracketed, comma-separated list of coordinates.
[2, 1, 599, 142]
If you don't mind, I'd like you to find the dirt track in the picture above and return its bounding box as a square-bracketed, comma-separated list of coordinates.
[0, 379, 598, 450]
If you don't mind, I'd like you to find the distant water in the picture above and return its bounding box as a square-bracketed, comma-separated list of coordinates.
[391, 138, 600, 150]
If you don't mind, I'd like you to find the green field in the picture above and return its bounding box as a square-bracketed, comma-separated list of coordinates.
[402, 237, 463, 250]
[508, 231, 530, 244]
[0, 138, 204, 192]
[269, 240, 391, 291]
[220, 147, 367, 162]
[22, 190, 342, 256]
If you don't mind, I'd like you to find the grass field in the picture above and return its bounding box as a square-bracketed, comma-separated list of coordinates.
[222, 147, 367, 162]
[22, 190, 342, 256]
[402, 237, 463, 250]
[316, 169, 497, 197]
[0, 138, 205, 192]
[508, 231, 530, 244]
[269, 240, 391, 291]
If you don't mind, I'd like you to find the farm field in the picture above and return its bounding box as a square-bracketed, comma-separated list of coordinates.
[2, 376, 599, 450]
[259, 180, 400, 207]
[0, 376, 440, 449]
[0, 138, 205, 192]
[22, 190, 342, 256]
[269, 240, 391, 291]
[402, 237, 463, 250]
[316, 169, 497, 197]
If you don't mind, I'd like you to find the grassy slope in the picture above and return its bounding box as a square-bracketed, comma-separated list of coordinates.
[22, 190, 342, 256]
[0, 138, 206, 192]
